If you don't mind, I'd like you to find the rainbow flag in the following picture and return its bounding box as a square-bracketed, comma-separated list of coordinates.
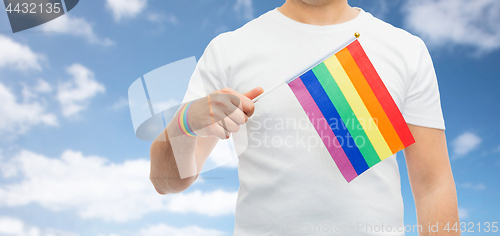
[288, 39, 415, 182]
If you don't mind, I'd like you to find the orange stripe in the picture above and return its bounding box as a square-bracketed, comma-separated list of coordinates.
[336, 48, 405, 154]
[347, 40, 415, 147]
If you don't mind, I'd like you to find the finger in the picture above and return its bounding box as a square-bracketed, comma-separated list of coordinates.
[239, 96, 255, 117]
[225, 105, 247, 125]
[210, 94, 239, 120]
[224, 93, 253, 117]
[242, 87, 264, 100]
[221, 118, 229, 138]
[218, 116, 239, 133]
[239, 87, 263, 117]
[213, 87, 262, 118]
[220, 118, 234, 139]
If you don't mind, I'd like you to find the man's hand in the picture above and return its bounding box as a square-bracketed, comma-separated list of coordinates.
[150, 86, 263, 194]
[187, 87, 263, 139]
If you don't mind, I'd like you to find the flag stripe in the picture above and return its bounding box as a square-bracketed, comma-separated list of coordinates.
[311, 64, 380, 167]
[324, 56, 393, 161]
[347, 40, 415, 147]
[289, 78, 358, 181]
[300, 70, 369, 175]
[336, 48, 405, 155]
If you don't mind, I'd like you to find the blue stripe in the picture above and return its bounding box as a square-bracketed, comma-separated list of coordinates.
[300, 70, 369, 175]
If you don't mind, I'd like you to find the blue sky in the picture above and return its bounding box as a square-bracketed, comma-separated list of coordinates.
[0, 0, 499, 235]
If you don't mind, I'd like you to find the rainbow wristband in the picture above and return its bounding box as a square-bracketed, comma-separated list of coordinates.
[178, 102, 197, 137]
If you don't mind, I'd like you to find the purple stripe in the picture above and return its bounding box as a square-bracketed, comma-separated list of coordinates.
[289, 78, 358, 182]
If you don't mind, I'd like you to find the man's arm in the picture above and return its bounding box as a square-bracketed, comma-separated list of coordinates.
[150, 130, 218, 194]
[404, 124, 460, 236]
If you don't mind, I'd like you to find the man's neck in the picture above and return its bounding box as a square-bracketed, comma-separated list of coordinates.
[277, 0, 359, 26]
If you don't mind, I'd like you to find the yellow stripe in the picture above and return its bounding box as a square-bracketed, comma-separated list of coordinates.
[324, 56, 393, 160]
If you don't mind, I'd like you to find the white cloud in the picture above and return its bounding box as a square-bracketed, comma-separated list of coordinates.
[21, 79, 52, 102]
[57, 64, 105, 117]
[147, 12, 178, 25]
[34, 78, 52, 93]
[0, 217, 77, 236]
[138, 224, 227, 236]
[209, 139, 238, 168]
[40, 15, 113, 46]
[21, 83, 36, 102]
[100, 224, 227, 236]
[452, 132, 481, 158]
[0, 150, 237, 222]
[460, 183, 486, 191]
[111, 97, 129, 110]
[458, 207, 468, 219]
[0, 35, 43, 71]
[234, 0, 254, 21]
[0, 217, 25, 236]
[106, 0, 148, 22]
[166, 190, 237, 216]
[152, 99, 178, 113]
[0, 81, 57, 135]
[403, 0, 500, 53]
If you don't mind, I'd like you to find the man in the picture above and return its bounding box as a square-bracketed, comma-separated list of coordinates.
[150, 0, 460, 235]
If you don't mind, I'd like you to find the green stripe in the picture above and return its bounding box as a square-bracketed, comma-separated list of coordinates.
[312, 63, 381, 167]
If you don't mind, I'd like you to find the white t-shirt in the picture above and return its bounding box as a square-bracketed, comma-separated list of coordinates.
[183, 8, 445, 236]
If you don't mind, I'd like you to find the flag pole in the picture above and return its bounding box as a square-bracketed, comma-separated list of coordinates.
[252, 81, 286, 103]
[252, 32, 360, 103]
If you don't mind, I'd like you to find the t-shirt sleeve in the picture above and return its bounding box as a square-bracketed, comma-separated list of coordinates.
[182, 36, 228, 103]
[402, 37, 446, 130]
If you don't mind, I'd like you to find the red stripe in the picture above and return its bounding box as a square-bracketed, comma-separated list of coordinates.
[347, 40, 415, 147]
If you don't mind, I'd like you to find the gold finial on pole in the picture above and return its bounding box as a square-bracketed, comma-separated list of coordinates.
[354, 32, 360, 38]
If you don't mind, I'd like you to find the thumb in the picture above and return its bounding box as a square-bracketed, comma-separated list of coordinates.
[242, 87, 264, 100]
